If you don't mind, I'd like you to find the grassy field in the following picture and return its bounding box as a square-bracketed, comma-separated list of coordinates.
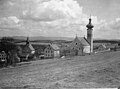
[0, 51, 120, 89]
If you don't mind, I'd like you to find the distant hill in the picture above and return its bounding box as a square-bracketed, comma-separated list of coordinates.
[10, 36, 73, 41]
[12, 36, 120, 44]
[0, 36, 120, 44]
[94, 39, 120, 43]
[0, 36, 73, 41]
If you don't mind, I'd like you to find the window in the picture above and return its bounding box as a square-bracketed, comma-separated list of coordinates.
[79, 48, 80, 50]
[73, 48, 74, 50]
[51, 54, 53, 57]
[76, 43, 77, 45]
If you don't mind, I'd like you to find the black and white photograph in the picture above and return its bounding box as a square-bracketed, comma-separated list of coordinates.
[0, 0, 120, 88]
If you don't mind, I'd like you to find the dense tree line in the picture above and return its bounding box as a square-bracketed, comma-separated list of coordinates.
[0, 37, 16, 52]
[0, 37, 20, 66]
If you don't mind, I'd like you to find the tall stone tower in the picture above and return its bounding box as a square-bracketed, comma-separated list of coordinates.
[86, 17, 94, 53]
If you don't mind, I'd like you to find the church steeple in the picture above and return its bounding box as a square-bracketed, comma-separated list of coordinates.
[86, 17, 94, 53]
[26, 36, 29, 45]
[76, 34, 78, 38]
[75, 34, 79, 40]
[86, 17, 94, 29]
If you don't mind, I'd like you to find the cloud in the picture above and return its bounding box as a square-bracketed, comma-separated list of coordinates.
[22, 0, 83, 22]
[8, 16, 20, 23]
[0, 0, 112, 38]
[0, 16, 20, 28]
[17, 0, 91, 37]
[8, 1, 14, 6]
[94, 18, 120, 39]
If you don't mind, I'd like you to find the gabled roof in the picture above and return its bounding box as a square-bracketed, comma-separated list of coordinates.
[73, 36, 90, 46]
[28, 44, 35, 51]
[79, 37, 90, 46]
[51, 44, 60, 50]
[23, 43, 35, 51]
[99, 44, 106, 48]
[26, 37, 35, 51]
[0, 51, 6, 55]
[46, 44, 60, 51]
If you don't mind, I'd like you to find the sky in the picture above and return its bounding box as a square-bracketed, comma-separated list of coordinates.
[0, 0, 120, 39]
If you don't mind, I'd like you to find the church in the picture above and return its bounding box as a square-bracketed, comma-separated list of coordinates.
[69, 17, 94, 55]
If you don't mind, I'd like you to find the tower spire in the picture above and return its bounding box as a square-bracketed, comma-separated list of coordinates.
[86, 16, 94, 29]
[89, 14, 92, 24]
[26, 36, 29, 45]
[76, 34, 77, 37]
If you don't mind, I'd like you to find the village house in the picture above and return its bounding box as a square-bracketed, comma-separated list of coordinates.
[17, 37, 61, 59]
[44, 44, 60, 58]
[0, 51, 7, 63]
[95, 44, 107, 51]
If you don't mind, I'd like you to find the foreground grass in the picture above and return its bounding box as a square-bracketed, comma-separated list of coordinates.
[0, 51, 120, 89]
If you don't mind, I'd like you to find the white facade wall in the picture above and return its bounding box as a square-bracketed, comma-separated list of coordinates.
[0, 52, 7, 61]
[83, 46, 90, 53]
[54, 51, 60, 57]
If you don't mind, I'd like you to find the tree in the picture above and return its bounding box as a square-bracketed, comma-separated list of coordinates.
[61, 49, 70, 56]
[0, 37, 17, 53]
[118, 43, 120, 46]
[0, 37, 17, 65]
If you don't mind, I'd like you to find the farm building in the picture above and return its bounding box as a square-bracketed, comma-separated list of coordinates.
[94, 44, 107, 51]
[0, 51, 7, 62]
[44, 44, 60, 58]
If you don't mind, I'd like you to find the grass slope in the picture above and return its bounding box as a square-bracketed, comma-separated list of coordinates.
[0, 51, 120, 88]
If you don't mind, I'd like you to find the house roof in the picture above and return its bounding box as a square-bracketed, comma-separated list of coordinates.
[99, 44, 106, 48]
[23, 43, 35, 51]
[80, 37, 90, 46]
[74, 36, 90, 46]
[28, 44, 35, 51]
[50, 44, 60, 50]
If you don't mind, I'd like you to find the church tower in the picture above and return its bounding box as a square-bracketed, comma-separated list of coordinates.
[26, 36, 29, 45]
[86, 17, 94, 53]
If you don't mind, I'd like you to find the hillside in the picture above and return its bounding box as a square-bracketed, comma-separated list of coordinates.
[0, 51, 120, 88]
